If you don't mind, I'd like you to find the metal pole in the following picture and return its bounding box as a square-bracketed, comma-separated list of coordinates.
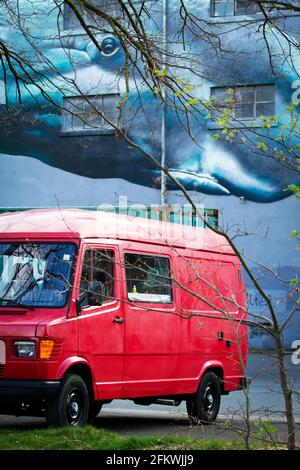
[161, 0, 168, 206]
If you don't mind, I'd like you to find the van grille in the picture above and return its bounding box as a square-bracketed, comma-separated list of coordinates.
[0, 364, 5, 378]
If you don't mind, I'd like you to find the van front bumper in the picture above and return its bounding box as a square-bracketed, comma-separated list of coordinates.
[0, 379, 60, 404]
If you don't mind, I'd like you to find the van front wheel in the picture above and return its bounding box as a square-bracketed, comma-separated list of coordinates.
[186, 371, 221, 425]
[46, 373, 89, 427]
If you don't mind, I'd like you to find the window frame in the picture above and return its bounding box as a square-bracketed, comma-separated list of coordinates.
[63, 0, 157, 32]
[124, 251, 174, 305]
[63, 0, 120, 31]
[209, 83, 276, 128]
[61, 93, 120, 136]
[0, 241, 77, 310]
[79, 246, 117, 308]
[210, 0, 278, 19]
[211, 0, 235, 17]
[234, 0, 261, 16]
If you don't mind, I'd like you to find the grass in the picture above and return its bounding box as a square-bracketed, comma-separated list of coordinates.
[0, 426, 268, 450]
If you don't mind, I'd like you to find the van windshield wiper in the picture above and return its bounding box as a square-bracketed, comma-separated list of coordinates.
[0, 299, 34, 309]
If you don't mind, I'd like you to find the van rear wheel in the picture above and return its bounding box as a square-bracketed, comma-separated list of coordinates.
[186, 371, 221, 425]
[46, 373, 89, 427]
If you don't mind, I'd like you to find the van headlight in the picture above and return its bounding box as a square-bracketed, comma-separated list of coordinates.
[14, 341, 36, 358]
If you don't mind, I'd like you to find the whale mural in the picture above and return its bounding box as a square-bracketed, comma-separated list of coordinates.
[0, 1, 300, 204]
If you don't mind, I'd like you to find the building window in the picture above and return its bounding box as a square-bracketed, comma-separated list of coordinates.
[212, 0, 262, 17]
[63, 1, 155, 30]
[235, 0, 261, 15]
[62, 94, 120, 134]
[211, 84, 275, 121]
[63, 0, 121, 30]
[212, 0, 235, 16]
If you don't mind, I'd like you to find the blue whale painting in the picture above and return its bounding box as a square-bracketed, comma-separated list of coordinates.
[0, 1, 300, 203]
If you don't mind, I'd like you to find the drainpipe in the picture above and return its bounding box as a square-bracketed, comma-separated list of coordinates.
[160, 0, 168, 207]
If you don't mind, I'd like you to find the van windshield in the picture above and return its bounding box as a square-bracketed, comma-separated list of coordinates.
[0, 243, 76, 308]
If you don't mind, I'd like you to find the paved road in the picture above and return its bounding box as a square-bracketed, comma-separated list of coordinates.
[103, 352, 300, 423]
[0, 352, 299, 444]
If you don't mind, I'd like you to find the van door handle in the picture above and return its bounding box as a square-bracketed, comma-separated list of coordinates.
[113, 317, 125, 324]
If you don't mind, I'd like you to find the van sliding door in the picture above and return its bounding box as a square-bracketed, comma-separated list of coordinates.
[121, 248, 179, 398]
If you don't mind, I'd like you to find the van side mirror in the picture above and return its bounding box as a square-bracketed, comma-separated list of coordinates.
[78, 281, 106, 313]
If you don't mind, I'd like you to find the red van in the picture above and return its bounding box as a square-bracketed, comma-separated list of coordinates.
[0, 209, 248, 426]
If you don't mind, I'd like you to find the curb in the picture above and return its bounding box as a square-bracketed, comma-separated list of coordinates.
[101, 407, 300, 424]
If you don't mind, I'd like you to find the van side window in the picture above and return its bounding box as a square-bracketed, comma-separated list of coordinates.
[124, 253, 172, 303]
[80, 249, 114, 306]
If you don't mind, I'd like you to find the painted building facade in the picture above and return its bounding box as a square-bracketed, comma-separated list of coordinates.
[0, 0, 300, 348]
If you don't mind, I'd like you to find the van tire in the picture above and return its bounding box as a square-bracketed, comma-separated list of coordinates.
[186, 371, 221, 425]
[46, 373, 89, 427]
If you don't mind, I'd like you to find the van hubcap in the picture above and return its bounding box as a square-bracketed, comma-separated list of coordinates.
[67, 390, 82, 424]
[203, 386, 215, 413]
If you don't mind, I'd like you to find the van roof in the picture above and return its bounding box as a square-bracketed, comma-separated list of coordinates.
[0, 209, 234, 255]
